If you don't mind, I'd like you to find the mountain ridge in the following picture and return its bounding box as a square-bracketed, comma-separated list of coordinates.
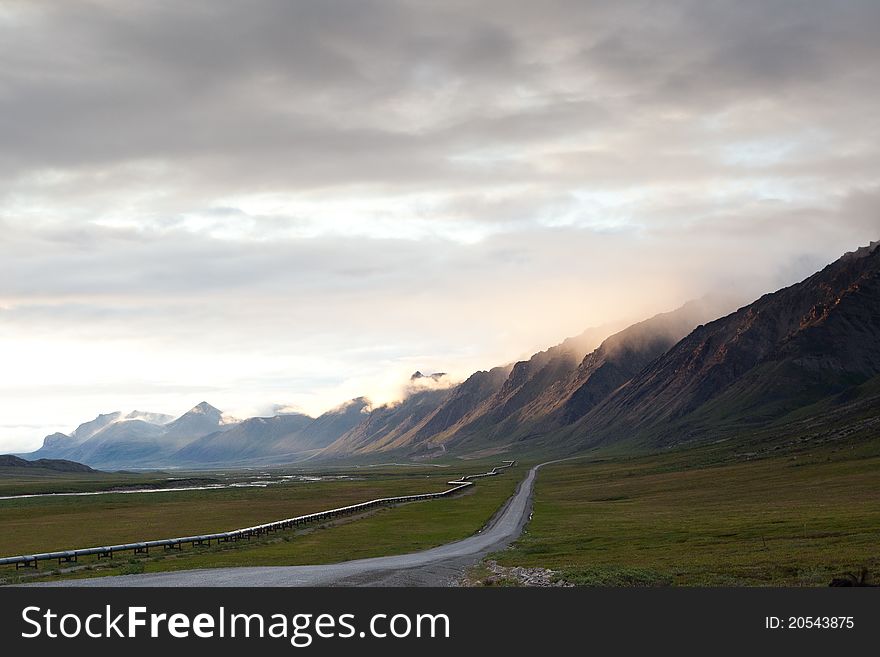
[16, 240, 880, 467]
[563, 241, 880, 450]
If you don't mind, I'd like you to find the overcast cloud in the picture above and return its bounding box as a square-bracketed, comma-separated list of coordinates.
[1, 0, 879, 451]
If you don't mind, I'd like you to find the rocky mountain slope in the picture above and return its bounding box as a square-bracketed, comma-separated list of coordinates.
[436, 298, 735, 455]
[569, 241, 880, 449]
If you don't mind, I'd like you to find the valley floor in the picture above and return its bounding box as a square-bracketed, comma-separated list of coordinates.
[5, 436, 878, 587]
[492, 440, 880, 586]
[1, 463, 522, 585]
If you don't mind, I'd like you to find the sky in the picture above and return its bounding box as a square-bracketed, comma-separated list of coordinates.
[1, 0, 879, 452]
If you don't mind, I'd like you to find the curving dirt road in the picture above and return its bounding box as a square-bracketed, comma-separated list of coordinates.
[31, 463, 544, 587]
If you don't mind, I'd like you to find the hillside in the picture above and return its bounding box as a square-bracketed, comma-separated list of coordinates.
[436, 297, 736, 455]
[569, 241, 880, 450]
[0, 455, 96, 474]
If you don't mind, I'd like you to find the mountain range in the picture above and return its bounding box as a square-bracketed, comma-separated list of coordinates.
[18, 241, 880, 468]
[25, 398, 371, 469]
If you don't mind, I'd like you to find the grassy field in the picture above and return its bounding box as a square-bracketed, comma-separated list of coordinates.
[496, 442, 880, 586]
[13, 428, 875, 588]
[1, 462, 523, 584]
[0, 469, 193, 497]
